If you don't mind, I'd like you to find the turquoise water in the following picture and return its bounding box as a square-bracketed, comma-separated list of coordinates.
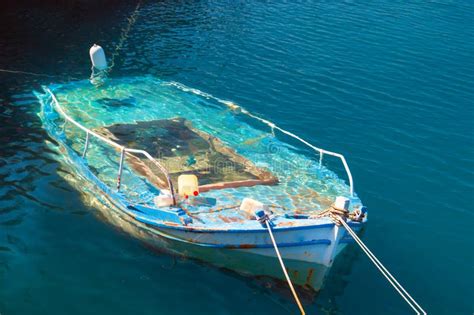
[1, 1, 473, 314]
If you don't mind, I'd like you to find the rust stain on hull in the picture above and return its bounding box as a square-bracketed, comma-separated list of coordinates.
[292, 269, 299, 280]
[238, 244, 256, 249]
[305, 268, 315, 287]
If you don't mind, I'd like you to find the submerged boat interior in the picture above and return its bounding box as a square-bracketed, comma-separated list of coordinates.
[40, 77, 363, 231]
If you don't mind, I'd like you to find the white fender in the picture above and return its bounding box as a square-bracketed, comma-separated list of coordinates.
[89, 44, 108, 70]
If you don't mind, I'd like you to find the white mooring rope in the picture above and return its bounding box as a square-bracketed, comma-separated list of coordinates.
[0, 68, 81, 81]
[338, 218, 426, 314]
[263, 219, 306, 315]
[0, 68, 58, 77]
[107, 0, 142, 73]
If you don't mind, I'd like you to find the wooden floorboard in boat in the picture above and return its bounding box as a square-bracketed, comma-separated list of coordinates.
[94, 118, 278, 191]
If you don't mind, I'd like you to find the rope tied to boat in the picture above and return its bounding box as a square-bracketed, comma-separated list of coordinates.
[0, 68, 82, 81]
[310, 205, 365, 225]
[256, 211, 306, 315]
[107, 0, 142, 73]
[322, 206, 426, 314]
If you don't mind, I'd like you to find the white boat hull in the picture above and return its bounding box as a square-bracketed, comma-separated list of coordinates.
[96, 192, 359, 291]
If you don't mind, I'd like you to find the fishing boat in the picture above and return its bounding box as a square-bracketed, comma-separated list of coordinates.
[37, 76, 367, 292]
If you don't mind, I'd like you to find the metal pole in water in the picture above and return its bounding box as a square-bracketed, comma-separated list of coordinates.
[82, 131, 90, 158]
[117, 148, 125, 191]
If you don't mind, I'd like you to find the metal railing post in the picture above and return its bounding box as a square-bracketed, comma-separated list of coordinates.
[117, 148, 125, 191]
[82, 131, 90, 158]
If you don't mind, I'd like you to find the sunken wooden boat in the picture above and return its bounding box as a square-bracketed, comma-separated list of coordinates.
[38, 77, 367, 292]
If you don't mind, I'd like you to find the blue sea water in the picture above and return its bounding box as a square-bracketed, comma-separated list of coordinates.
[0, 1, 473, 314]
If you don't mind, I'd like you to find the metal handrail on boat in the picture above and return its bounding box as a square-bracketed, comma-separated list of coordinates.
[45, 88, 177, 205]
[240, 109, 354, 197]
[167, 81, 355, 197]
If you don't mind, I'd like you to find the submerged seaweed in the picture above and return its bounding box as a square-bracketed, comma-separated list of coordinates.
[96, 96, 137, 108]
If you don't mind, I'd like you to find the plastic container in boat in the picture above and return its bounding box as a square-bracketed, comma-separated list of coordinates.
[178, 174, 199, 198]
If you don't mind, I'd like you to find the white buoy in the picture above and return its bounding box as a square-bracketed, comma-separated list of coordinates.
[89, 44, 108, 70]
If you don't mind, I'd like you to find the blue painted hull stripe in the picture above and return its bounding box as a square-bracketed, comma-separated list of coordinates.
[141, 220, 332, 248]
[203, 239, 331, 249]
[133, 213, 362, 234]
